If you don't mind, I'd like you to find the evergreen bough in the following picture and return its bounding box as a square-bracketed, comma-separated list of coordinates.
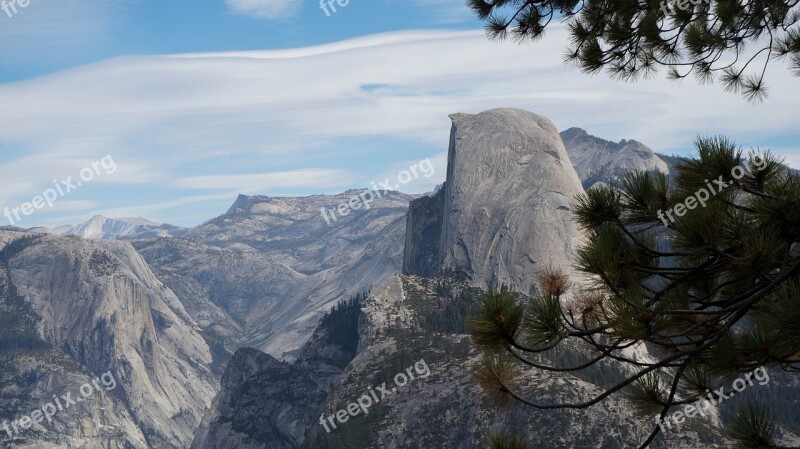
[469, 136, 800, 448]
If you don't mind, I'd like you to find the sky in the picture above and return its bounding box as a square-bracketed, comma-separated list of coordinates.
[0, 0, 798, 228]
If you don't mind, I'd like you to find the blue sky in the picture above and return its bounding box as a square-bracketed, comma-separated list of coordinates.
[0, 0, 476, 82]
[0, 0, 798, 228]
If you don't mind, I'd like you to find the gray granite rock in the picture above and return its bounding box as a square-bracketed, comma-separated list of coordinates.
[405, 108, 587, 295]
[0, 230, 217, 449]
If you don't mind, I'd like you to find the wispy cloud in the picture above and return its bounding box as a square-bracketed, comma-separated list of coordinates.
[774, 148, 800, 170]
[2, 28, 796, 154]
[0, 28, 798, 226]
[174, 169, 353, 193]
[411, 0, 473, 23]
[225, 0, 303, 19]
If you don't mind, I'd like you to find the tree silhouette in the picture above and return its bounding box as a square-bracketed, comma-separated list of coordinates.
[468, 0, 800, 102]
[469, 136, 800, 448]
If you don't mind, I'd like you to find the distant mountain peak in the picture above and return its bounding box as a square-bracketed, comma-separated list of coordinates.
[560, 127, 668, 189]
[113, 216, 161, 226]
[61, 215, 174, 240]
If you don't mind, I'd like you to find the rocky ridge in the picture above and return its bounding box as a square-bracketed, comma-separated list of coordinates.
[0, 230, 217, 448]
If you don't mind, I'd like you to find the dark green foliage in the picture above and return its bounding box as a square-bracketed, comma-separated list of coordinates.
[317, 292, 366, 358]
[542, 343, 629, 388]
[299, 405, 382, 449]
[486, 428, 529, 449]
[525, 292, 566, 348]
[88, 249, 122, 276]
[469, 0, 800, 101]
[725, 402, 777, 448]
[420, 290, 476, 333]
[468, 286, 525, 348]
[201, 328, 233, 376]
[469, 137, 800, 447]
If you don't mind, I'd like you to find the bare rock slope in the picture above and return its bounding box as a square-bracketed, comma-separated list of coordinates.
[0, 231, 216, 449]
[136, 190, 414, 360]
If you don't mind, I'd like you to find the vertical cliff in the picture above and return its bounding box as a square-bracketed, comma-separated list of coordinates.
[402, 188, 444, 277]
[404, 108, 586, 295]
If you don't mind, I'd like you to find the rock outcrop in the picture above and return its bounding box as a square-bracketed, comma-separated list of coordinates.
[190, 348, 328, 449]
[402, 189, 444, 277]
[405, 108, 587, 295]
[0, 230, 216, 449]
[194, 274, 729, 449]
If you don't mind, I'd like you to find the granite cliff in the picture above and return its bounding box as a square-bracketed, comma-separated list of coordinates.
[404, 108, 586, 295]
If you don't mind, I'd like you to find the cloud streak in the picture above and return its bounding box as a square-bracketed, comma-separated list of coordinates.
[225, 0, 303, 19]
[0, 28, 798, 226]
[2, 29, 796, 152]
[174, 169, 354, 193]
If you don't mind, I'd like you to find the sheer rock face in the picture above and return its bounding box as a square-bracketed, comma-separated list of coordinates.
[402, 189, 444, 277]
[406, 108, 586, 295]
[560, 127, 669, 190]
[0, 231, 216, 449]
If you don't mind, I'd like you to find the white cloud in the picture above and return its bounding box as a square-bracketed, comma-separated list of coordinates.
[48, 200, 103, 212]
[225, 0, 303, 19]
[411, 0, 473, 23]
[174, 168, 354, 193]
[0, 152, 157, 208]
[1, 28, 796, 159]
[370, 153, 448, 194]
[774, 149, 800, 170]
[0, 28, 798, 226]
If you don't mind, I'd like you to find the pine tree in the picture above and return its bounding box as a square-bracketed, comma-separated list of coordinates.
[468, 0, 800, 102]
[468, 136, 800, 448]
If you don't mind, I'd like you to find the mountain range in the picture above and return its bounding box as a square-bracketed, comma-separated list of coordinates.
[3, 108, 796, 449]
